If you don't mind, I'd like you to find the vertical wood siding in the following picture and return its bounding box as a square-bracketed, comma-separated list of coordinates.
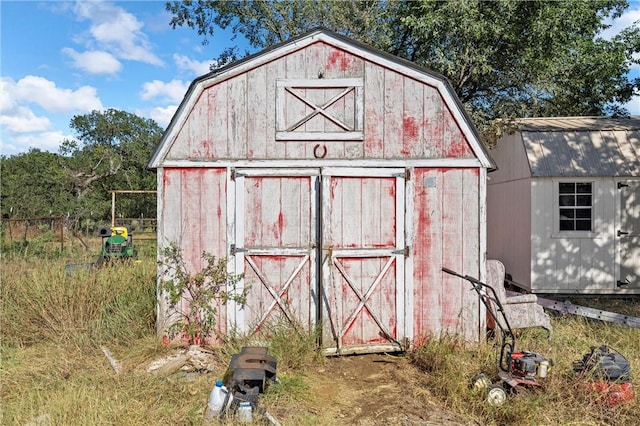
[412, 168, 480, 342]
[165, 42, 474, 162]
[158, 167, 228, 336]
[321, 170, 405, 351]
[235, 173, 316, 333]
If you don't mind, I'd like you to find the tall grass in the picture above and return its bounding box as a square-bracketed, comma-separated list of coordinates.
[1, 257, 156, 347]
[408, 317, 640, 425]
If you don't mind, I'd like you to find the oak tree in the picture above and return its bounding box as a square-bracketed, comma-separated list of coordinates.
[166, 0, 640, 133]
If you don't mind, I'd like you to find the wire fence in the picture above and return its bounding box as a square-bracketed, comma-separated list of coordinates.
[1, 216, 157, 254]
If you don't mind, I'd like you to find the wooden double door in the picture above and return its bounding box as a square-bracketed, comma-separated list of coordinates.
[231, 167, 407, 353]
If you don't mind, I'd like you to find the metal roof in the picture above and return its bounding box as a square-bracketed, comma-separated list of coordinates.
[516, 116, 640, 132]
[516, 117, 640, 177]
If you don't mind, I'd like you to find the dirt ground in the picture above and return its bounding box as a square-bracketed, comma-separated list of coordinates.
[266, 353, 477, 425]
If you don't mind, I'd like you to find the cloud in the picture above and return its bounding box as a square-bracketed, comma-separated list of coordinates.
[0, 76, 103, 154]
[146, 105, 178, 128]
[72, 1, 163, 66]
[174, 54, 214, 76]
[625, 96, 640, 116]
[1, 131, 71, 157]
[140, 79, 189, 103]
[599, 5, 640, 41]
[2, 76, 103, 113]
[0, 105, 52, 134]
[62, 48, 122, 75]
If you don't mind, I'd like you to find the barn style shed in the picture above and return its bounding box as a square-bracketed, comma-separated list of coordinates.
[487, 117, 640, 295]
[149, 28, 496, 354]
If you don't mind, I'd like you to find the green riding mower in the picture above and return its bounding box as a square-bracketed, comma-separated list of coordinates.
[65, 226, 138, 274]
[95, 226, 137, 265]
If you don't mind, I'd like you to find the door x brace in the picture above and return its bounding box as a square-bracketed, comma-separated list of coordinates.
[245, 252, 311, 332]
[331, 256, 396, 347]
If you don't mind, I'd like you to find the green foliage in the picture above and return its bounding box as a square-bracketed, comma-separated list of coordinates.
[159, 243, 246, 344]
[166, 0, 640, 132]
[59, 109, 162, 218]
[1, 109, 161, 220]
[0, 149, 74, 218]
[166, 1, 396, 58]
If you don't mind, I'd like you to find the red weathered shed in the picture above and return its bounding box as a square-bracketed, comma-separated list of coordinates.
[149, 28, 496, 354]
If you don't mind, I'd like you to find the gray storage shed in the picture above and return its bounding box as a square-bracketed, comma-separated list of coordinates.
[487, 117, 640, 294]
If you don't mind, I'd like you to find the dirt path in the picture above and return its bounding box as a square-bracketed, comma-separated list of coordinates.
[268, 353, 477, 425]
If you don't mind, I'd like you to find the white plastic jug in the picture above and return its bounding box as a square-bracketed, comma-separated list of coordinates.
[205, 380, 227, 420]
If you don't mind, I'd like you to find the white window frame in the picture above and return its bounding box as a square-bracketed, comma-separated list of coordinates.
[552, 178, 599, 238]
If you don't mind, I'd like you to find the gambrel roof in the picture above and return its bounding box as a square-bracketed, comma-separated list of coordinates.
[149, 28, 495, 169]
[513, 116, 640, 177]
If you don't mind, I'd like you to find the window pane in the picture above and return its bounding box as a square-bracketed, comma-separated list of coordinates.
[576, 195, 592, 206]
[559, 195, 575, 206]
[560, 209, 574, 219]
[576, 209, 591, 219]
[559, 183, 575, 194]
[576, 183, 592, 194]
[560, 220, 575, 231]
[576, 220, 591, 231]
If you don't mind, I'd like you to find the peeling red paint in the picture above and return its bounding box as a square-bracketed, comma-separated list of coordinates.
[444, 135, 473, 158]
[200, 140, 213, 158]
[327, 50, 348, 71]
[271, 211, 285, 241]
[403, 117, 419, 139]
[443, 110, 473, 158]
[163, 172, 171, 186]
[364, 111, 384, 156]
[156, 35, 492, 347]
[400, 117, 419, 156]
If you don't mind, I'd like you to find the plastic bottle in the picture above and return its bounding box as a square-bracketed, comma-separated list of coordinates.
[237, 401, 253, 423]
[204, 381, 226, 420]
[538, 360, 549, 378]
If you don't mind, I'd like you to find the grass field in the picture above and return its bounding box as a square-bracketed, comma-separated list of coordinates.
[1, 242, 639, 425]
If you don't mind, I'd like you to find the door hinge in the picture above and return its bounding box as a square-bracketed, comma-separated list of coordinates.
[617, 230, 629, 237]
[230, 169, 247, 181]
[617, 182, 629, 189]
[393, 170, 411, 181]
[230, 244, 247, 256]
[392, 246, 410, 257]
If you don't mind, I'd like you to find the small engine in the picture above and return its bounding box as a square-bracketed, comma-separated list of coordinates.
[511, 351, 551, 380]
[573, 345, 635, 406]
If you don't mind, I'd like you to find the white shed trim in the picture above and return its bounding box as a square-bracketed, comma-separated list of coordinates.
[158, 158, 484, 169]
